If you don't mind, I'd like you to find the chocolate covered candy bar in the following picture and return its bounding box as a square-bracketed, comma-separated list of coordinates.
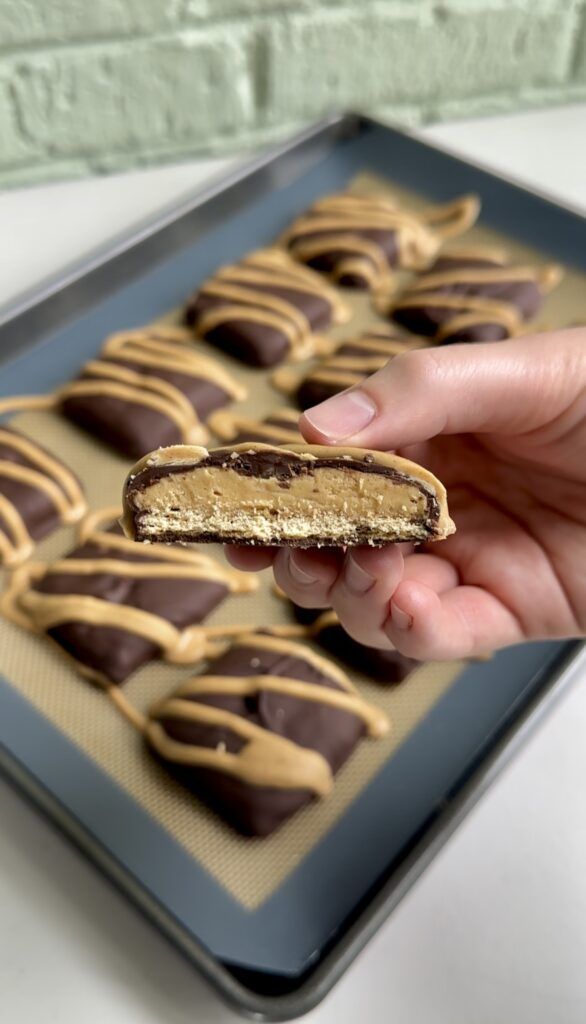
[291, 604, 420, 684]
[208, 407, 302, 446]
[123, 443, 455, 547]
[185, 248, 349, 367]
[389, 247, 563, 343]
[281, 192, 480, 292]
[59, 325, 245, 459]
[0, 508, 256, 685]
[0, 426, 86, 566]
[145, 633, 389, 835]
[272, 326, 427, 410]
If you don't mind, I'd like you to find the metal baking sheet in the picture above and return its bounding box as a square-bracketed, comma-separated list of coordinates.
[0, 113, 585, 1020]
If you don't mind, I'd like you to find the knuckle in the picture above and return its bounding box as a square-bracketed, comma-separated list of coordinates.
[390, 347, 442, 391]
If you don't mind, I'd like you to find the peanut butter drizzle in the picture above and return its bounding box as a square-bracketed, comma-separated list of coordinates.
[282, 192, 480, 286]
[393, 262, 563, 340]
[146, 634, 389, 796]
[220, 249, 348, 321]
[208, 407, 302, 444]
[147, 708, 334, 796]
[193, 248, 349, 362]
[288, 234, 394, 293]
[0, 496, 32, 565]
[0, 508, 259, 680]
[0, 427, 87, 566]
[0, 321, 248, 453]
[102, 326, 246, 400]
[0, 395, 55, 416]
[106, 684, 147, 732]
[271, 333, 425, 396]
[58, 361, 210, 445]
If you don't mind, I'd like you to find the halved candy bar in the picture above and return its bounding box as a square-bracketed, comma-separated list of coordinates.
[0, 507, 257, 686]
[0, 426, 86, 566]
[208, 407, 302, 446]
[272, 326, 427, 410]
[145, 633, 389, 836]
[59, 325, 245, 459]
[185, 248, 349, 367]
[290, 603, 420, 684]
[388, 247, 563, 343]
[281, 191, 480, 292]
[123, 443, 455, 547]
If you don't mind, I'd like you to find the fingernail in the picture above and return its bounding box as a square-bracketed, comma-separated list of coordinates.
[391, 601, 413, 631]
[344, 554, 375, 595]
[303, 390, 376, 441]
[288, 552, 316, 586]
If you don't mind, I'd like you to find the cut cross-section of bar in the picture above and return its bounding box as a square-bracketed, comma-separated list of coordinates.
[123, 443, 455, 547]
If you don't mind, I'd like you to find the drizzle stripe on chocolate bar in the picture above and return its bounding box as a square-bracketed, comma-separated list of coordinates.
[0, 427, 86, 566]
[208, 407, 302, 445]
[282, 192, 480, 290]
[57, 361, 209, 445]
[272, 329, 427, 404]
[0, 324, 246, 458]
[101, 326, 246, 400]
[193, 248, 349, 362]
[146, 634, 388, 796]
[392, 262, 563, 342]
[0, 508, 258, 683]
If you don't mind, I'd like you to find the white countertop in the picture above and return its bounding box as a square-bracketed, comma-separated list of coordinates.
[1, 104, 586, 1024]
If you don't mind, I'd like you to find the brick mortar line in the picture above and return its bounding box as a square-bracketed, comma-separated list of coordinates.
[568, 1, 586, 77]
[0, 0, 552, 62]
[0, 23, 256, 62]
[2, 86, 586, 182]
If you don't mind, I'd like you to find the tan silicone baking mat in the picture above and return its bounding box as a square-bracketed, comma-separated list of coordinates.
[1, 172, 584, 911]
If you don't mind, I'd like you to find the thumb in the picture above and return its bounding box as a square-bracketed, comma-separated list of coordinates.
[299, 329, 584, 450]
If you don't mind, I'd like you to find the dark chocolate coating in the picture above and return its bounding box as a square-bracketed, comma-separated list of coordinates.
[292, 604, 419, 684]
[393, 256, 543, 343]
[61, 361, 230, 460]
[110, 359, 229, 420]
[34, 528, 227, 684]
[195, 320, 290, 368]
[226, 413, 301, 446]
[61, 392, 183, 460]
[289, 228, 399, 286]
[296, 377, 345, 411]
[294, 332, 410, 409]
[185, 280, 332, 368]
[335, 336, 404, 357]
[0, 428, 78, 544]
[153, 642, 365, 836]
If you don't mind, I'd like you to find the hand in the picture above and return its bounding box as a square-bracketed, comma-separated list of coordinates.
[226, 329, 586, 660]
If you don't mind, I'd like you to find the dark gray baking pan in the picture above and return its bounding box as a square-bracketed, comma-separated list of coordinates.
[0, 113, 584, 1021]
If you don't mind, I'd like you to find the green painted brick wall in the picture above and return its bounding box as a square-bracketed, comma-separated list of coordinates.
[0, 0, 585, 187]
